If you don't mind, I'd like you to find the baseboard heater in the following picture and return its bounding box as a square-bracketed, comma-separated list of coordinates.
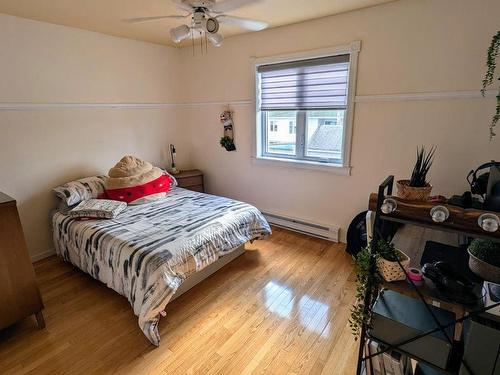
[262, 211, 339, 242]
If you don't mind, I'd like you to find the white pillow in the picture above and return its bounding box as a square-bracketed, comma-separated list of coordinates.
[68, 199, 126, 219]
[53, 176, 107, 206]
[161, 169, 178, 188]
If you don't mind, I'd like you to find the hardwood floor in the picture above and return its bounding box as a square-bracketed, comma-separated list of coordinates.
[0, 228, 357, 374]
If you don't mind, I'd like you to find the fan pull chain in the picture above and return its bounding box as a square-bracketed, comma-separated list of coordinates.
[200, 31, 203, 55]
[191, 29, 195, 57]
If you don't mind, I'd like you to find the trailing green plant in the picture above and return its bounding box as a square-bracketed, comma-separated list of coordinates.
[469, 239, 500, 268]
[482, 31, 500, 140]
[409, 146, 436, 187]
[377, 239, 404, 262]
[349, 246, 383, 340]
[220, 136, 236, 151]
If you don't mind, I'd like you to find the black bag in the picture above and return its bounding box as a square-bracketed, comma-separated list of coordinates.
[345, 211, 401, 256]
[345, 211, 369, 256]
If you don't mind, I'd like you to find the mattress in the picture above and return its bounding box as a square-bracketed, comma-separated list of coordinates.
[52, 188, 271, 345]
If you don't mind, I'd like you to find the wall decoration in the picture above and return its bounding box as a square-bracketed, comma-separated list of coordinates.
[220, 110, 236, 151]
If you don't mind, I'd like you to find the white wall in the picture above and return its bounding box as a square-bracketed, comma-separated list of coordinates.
[0, 14, 191, 259]
[179, 0, 500, 240]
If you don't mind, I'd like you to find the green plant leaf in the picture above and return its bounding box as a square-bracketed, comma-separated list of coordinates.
[469, 239, 500, 267]
[482, 31, 500, 139]
[349, 245, 383, 339]
[409, 145, 435, 187]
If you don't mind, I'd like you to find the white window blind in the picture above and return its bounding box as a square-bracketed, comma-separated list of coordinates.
[257, 54, 350, 111]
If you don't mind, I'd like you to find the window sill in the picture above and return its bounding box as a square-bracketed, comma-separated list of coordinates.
[251, 156, 351, 175]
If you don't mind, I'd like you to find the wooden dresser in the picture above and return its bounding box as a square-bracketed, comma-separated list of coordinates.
[0, 191, 44, 330]
[175, 169, 205, 192]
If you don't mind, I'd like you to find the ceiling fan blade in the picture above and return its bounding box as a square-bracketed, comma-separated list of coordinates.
[171, 0, 195, 12]
[211, 0, 263, 14]
[123, 15, 187, 23]
[216, 15, 267, 31]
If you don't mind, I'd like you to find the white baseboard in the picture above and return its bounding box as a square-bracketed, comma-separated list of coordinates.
[31, 248, 56, 263]
[261, 209, 340, 242]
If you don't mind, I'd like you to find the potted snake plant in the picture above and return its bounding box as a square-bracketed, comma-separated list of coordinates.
[397, 146, 436, 201]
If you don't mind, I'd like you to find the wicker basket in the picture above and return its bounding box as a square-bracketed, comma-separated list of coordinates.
[377, 249, 411, 282]
[468, 250, 500, 284]
[396, 179, 432, 201]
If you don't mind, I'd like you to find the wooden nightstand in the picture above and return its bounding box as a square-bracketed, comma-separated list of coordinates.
[174, 169, 204, 192]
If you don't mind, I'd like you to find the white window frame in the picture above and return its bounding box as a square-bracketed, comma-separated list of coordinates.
[251, 41, 360, 175]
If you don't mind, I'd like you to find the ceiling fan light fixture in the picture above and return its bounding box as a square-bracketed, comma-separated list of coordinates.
[205, 17, 219, 34]
[207, 32, 223, 47]
[170, 24, 191, 43]
[129, 0, 268, 49]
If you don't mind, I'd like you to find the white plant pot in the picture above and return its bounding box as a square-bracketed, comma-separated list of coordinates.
[377, 249, 411, 282]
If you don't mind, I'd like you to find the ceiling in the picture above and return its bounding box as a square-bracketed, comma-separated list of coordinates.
[0, 0, 395, 46]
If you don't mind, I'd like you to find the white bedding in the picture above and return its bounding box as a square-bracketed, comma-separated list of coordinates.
[52, 188, 271, 345]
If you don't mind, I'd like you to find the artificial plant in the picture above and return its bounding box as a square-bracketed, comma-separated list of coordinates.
[409, 146, 436, 188]
[482, 31, 500, 139]
[469, 238, 500, 268]
[377, 239, 404, 262]
[220, 136, 236, 151]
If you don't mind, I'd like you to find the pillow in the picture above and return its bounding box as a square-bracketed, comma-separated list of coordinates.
[105, 156, 172, 204]
[161, 169, 178, 188]
[105, 174, 172, 204]
[68, 199, 126, 219]
[53, 175, 108, 206]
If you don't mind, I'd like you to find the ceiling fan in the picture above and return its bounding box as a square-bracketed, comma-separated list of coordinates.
[124, 0, 268, 47]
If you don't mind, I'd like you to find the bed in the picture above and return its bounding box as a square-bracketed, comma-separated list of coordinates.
[52, 187, 271, 345]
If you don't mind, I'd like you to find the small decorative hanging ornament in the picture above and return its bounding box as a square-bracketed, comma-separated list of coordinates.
[219, 109, 236, 151]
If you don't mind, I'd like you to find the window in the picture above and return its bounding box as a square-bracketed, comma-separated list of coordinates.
[319, 118, 338, 126]
[265, 111, 296, 155]
[254, 43, 359, 171]
[269, 121, 278, 132]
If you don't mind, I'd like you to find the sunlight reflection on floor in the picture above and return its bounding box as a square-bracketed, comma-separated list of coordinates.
[264, 280, 294, 318]
[263, 280, 331, 337]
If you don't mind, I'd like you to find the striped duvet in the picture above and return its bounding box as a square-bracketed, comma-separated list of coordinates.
[52, 188, 271, 345]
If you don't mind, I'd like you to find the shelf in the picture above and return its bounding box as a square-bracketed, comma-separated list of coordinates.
[381, 241, 485, 318]
[366, 334, 462, 375]
[368, 193, 500, 242]
[356, 176, 500, 375]
[381, 281, 480, 318]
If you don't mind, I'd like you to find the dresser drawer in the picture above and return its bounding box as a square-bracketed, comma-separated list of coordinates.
[178, 175, 203, 188]
[174, 169, 204, 193]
